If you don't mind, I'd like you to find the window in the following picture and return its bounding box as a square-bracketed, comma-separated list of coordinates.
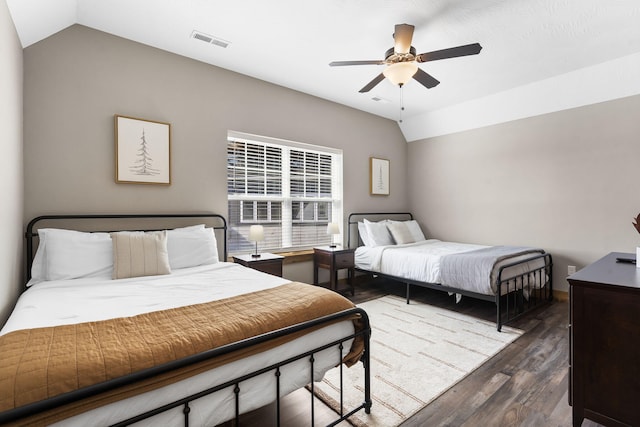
[227, 131, 342, 254]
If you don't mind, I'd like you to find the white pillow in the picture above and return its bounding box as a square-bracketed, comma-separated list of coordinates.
[29, 235, 48, 286]
[389, 219, 426, 242]
[357, 222, 374, 247]
[167, 225, 219, 269]
[405, 220, 426, 241]
[363, 219, 394, 247]
[37, 228, 113, 282]
[387, 221, 415, 245]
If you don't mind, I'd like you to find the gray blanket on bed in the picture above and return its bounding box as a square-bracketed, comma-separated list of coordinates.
[440, 246, 544, 295]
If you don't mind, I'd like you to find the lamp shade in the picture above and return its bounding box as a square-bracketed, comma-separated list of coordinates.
[326, 222, 340, 235]
[383, 61, 418, 86]
[248, 225, 264, 242]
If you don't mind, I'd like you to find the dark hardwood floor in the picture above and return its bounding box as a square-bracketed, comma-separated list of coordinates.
[229, 278, 603, 427]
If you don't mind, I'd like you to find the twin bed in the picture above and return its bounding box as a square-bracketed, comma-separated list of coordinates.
[348, 212, 553, 332]
[0, 214, 371, 426]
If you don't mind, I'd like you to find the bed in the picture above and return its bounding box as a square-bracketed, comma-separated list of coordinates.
[348, 212, 553, 331]
[0, 213, 371, 426]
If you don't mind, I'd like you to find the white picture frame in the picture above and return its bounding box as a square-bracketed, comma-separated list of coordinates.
[369, 157, 390, 196]
[115, 115, 171, 185]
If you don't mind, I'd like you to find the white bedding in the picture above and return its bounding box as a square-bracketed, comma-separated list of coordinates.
[1, 262, 355, 426]
[355, 239, 546, 295]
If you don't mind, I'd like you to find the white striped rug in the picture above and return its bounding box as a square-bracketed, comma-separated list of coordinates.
[314, 295, 523, 426]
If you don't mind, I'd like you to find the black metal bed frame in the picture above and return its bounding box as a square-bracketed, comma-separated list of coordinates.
[347, 212, 553, 332]
[0, 213, 372, 426]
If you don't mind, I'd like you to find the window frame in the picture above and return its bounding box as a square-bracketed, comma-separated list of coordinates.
[227, 131, 343, 254]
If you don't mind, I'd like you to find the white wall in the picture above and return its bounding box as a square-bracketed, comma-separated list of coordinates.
[0, 0, 24, 323]
[407, 94, 640, 292]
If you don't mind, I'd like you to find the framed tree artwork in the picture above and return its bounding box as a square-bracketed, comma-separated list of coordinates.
[115, 115, 171, 185]
[369, 157, 390, 196]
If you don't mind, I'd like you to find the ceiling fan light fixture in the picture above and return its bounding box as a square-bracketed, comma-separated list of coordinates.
[383, 62, 418, 86]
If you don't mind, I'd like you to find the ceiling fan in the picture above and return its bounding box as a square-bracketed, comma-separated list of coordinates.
[329, 24, 482, 93]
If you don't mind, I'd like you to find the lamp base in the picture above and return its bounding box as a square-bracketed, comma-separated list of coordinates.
[329, 244, 337, 248]
[251, 253, 261, 258]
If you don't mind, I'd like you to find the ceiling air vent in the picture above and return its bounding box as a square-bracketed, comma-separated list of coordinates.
[191, 30, 230, 48]
[371, 96, 390, 103]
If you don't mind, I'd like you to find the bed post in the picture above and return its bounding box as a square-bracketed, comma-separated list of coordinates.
[363, 324, 372, 414]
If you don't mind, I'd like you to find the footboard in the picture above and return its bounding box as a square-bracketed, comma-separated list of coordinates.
[347, 212, 554, 332]
[495, 252, 553, 331]
[0, 307, 372, 427]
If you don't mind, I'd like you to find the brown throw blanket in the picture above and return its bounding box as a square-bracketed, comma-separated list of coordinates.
[0, 282, 364, 426]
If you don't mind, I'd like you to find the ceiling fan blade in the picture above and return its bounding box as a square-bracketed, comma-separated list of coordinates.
[329, 60, 385, 67]
[416, 43, 482, 63]
[359, 73, 386, 93]
[413, 68, 440, 89]
[394, 24, 414, 54]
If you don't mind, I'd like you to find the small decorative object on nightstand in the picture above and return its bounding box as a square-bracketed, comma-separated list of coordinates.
[326, 222, 340, 248]
[248, 224, 264, 258]
[233, 252, 284, 277]
[313, 246, 355, 295]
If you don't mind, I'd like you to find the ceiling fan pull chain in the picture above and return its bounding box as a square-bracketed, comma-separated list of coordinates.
[399, 84, 405, 123]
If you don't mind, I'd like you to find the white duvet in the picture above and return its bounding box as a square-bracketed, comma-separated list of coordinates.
[1, 262, 355, 426]
[355, 240, 545, 295]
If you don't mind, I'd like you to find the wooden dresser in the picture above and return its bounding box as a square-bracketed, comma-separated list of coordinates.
[567, 252, 640, 427]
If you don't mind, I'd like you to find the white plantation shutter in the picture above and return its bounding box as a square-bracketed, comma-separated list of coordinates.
[227, 132, 343, 254]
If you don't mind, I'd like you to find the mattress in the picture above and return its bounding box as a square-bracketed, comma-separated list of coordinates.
[1, 262, 356, 426]
[355, 240, 546, 295]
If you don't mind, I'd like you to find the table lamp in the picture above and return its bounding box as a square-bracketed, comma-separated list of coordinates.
[327, 222, 340, 248]
[249, 225, 264, 258]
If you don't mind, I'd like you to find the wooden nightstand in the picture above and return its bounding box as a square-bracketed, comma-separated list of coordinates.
[313, 246, 355, 295]
[232, 253, 284, 277]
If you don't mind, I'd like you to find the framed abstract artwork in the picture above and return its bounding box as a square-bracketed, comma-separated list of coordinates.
[115, 115, 171, 185]
[369, 157, 390, 196]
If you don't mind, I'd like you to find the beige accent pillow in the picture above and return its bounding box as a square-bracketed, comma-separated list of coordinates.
[387, 221, 415, 245]
[111, 231, 171, 279]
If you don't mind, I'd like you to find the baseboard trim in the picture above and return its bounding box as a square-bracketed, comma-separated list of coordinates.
[553, 290, 569, 302]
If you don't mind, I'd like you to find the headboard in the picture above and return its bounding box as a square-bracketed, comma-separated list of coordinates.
[347, 212, 413, 248]
[25, 213, 227, 282]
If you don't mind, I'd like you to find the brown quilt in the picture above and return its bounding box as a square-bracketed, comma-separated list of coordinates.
[0, 282, 365, 426]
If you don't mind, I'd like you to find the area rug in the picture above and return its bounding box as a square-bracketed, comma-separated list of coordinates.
[314, 295, 523, 426]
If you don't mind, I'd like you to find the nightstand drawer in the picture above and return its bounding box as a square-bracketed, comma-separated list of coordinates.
[232, 253, 284, 278]
[334, 252, 354, 269]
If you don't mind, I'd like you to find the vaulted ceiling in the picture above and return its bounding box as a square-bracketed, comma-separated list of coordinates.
[7, 0, 640, 141]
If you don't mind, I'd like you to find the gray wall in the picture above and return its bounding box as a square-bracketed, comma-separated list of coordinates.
[0, 0, 24, 323]
[408, 94, 640, 292]
[22, 25, 408, 285]
[20, 23, 638, 300]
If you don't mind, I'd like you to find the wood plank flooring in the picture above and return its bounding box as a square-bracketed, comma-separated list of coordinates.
[225, 278, 604, 427]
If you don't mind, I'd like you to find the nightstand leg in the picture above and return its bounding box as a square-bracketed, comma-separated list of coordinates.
[348, 267, 355, 295]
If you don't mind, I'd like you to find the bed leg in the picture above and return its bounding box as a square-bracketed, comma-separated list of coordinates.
[363, 329, 372, 414]
[405, 283, 411, 304]
[496, 292, 502, 332]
